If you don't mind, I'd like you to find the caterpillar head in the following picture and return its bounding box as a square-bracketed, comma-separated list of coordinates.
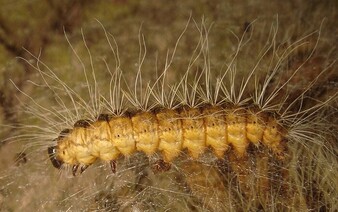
[47, 145, 63, 169]
[47, 129, 71, 169]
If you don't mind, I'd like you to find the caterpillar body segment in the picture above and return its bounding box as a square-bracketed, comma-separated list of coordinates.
[203, 106, 228, 158]
[89, 117, 119, 162]
[263, 116, 287, 158]
[226, 108, 249, 157]
[108, 115, 135, 156]
[180, 107, 206, 159]
[246, 109, 267, 146]
[132, 111, 159, 155]
[156, 109, 183, 162]
[49, 105, 287, 174]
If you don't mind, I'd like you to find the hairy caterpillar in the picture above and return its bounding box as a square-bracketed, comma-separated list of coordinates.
[3, 18, 337, 211]
[49, 104, 287, 176]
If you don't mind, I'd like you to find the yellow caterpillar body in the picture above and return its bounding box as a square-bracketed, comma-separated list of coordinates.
[50, 105, 286, 174]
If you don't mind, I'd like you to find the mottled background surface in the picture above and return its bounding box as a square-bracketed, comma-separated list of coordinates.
[0, 0, 337, 211]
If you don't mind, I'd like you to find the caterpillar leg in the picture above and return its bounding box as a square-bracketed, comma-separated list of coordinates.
[152, 159, 171, 173]
[72, 165, 79, 176]
[80, 165, 89, 174]
[72, 164, 90, 176]
[110, 160, 116, 173]
[72, 164, 89, 177]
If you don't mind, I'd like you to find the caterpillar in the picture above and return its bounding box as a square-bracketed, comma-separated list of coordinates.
[49, 104, 287, 176]
[3, 18, 337, 211]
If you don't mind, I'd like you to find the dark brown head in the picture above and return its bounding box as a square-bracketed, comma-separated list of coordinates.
[47, 146, 63, 169]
